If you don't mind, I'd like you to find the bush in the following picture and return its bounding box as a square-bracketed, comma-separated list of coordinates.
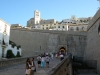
[9, 40, 17, 48]
[16, 51, 21, 57]
[6, 50, 15, 58]
[11, 43, 16, 48]
[17, 45, 21, 50]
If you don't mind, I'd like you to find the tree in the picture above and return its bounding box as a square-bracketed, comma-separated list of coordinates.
[17, 45, 21, 49]
[16, 51, 21, 57]
[6, 50, 15, 58]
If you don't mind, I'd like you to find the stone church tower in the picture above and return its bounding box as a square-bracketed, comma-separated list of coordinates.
[34, 10, 40, 24]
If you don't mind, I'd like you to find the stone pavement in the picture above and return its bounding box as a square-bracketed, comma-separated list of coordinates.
[0, 57, 61, 75]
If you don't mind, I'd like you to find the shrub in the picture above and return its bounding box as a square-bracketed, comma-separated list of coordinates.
[6, 50, 15, 58]
[9, 40, 16, 48]
[11, 43, 16, 48]
[16, 51, 21, 57]
[17, 45, 21, 50]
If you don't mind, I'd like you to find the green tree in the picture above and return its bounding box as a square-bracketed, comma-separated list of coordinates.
[17, 45, 21, 49]
[16, 51, 21, 57]
[6, 50, 15, 58]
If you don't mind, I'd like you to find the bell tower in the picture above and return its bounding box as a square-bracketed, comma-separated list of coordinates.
[34, 10, 40, 24]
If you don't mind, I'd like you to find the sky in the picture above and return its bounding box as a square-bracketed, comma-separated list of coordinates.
[0, 0, 99, 26]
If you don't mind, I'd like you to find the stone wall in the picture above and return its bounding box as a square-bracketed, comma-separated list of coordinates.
[0, 57, 27, 68]
[10, 28, 87, 58]
[84, 9, 100, 74]
[48, 54, 72, 75]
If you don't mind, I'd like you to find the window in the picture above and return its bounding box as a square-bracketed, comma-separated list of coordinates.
[43, 28, 44, 29]
[62, 26, 64, 28]
[58, 26, 60, 28]
[42, 25, 44, 26]
[46, 27, 48, 29]
[98, 23, 100, 36]
[46, 25, 48, 26]
[70, 27, 74, 31]
[82, 27, 84, 31]
[76, 27, 79, 31]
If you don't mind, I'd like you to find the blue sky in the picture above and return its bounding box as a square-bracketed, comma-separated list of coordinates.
[0, 0, 99, 26]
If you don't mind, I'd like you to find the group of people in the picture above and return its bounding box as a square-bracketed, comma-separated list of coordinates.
[25, 52, 65, 75]
[25, 57, 36, 75]
[37, 54, 50, 68]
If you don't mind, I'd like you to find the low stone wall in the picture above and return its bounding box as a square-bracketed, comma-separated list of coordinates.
[48, 54, 73, 75]
[0, 56, 37, 68]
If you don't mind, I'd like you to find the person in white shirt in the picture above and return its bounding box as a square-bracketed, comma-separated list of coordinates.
[51, 53, 54, 59]
[60, 54, 64, 61]
[45, 55, 50, 68]
[55, 53, 57, 58]
[37, 55, 41, 68]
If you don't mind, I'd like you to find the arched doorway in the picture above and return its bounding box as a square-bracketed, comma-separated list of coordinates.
[59, 47, 66, 54]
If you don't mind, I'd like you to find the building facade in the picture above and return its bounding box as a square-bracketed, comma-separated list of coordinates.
[27, 10, 92, 31]
[0, 19, 21, 59]
[27, 10, 41, 27]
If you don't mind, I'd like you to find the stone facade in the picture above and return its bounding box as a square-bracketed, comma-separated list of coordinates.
[10, 29, 86, 58]
[84, 9, 100, 74]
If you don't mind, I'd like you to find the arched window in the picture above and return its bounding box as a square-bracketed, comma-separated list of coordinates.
[58, 26, 60, 28]
[62, 26, 64, 28]
[98, 23, 100, 36]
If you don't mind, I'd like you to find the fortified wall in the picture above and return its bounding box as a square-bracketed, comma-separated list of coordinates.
[10, 29, 87, 58]
[84, 9, 100, 74]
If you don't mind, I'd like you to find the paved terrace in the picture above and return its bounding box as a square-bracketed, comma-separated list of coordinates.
[0, 57, 61, 75]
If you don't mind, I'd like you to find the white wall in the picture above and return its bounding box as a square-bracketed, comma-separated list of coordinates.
[4, 44, 22, 57]
[0, 19, 10, 59]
